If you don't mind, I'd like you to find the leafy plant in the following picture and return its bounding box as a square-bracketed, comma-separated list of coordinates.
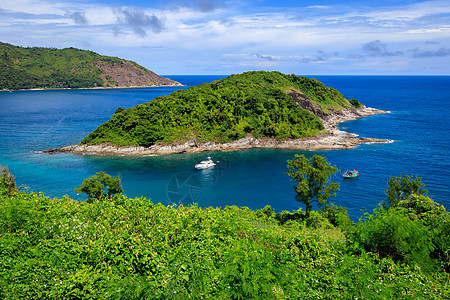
[286, 154, 340, 217]
[74, 171, 123, 202]
[352, 206, 434, 270]
[349, 98, 362, 108]
[305, 211, 333, 229]
[320, 203, 352, 230]
[385, 175, 427, 208]
[0, 165, 16, 196]
[275, 208, 305, 225]
[399, 194, 450, 272]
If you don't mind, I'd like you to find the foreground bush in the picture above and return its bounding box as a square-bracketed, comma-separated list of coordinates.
[352, 206, 434, 269]
[0, 183, 448, 299]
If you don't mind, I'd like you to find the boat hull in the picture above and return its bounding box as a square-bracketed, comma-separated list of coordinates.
[343, 170, 359, 179]
[195, 164, 215, 170]
[195, 157, 216, 170]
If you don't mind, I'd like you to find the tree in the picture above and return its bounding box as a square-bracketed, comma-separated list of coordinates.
[286, 154, 339, 217]
[75, 171, 123, 202]
[385, 175, 427, 208]
[0, 166, 16, 196]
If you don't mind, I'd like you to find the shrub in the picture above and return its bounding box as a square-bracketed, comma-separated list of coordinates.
[256, 205, 276, 219]
[349, 98, 362, 108]
[0, 166, 16, 196]
[400, 194, 450, 272]
[320, 203, 352, 230]
[275, 209, 305, 225]
[305, 211, 333, 229]
[74, 171, 123, 202]
[352, 206, 434, 270]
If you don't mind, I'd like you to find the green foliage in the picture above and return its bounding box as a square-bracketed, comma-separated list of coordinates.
[399, 194, 450, 272]
[380, 178, 449, 272]
[305, 210, 334, 229]
[80, 71, 359, 147]
[274, 208, 305, 225]
[74, 171, 123, 202]
[400, 194, 448, 225]
[0, 170, 449, 299]
[0, 42, 138, 89]
[320, 203, 352, 230]
[385, 175, 428, 208]
[286, 154, 340, 217]
[287, 74, 352, 113]
[352, 206, 435, 270]
[0, 165, 16, 196]
[114, 107, 124, 114]
[256, 205, 277, 219]
[349, 98, 362, 108]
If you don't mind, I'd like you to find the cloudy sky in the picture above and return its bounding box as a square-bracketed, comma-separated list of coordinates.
[1, 0, 450, 75]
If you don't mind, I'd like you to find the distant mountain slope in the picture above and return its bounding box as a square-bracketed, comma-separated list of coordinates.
[0, 42, 181, 90]
[80, 71, 362, 148]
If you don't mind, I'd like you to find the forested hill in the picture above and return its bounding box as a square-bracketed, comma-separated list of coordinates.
[0, 42, 181, 90]
[80, 71, 362, 147]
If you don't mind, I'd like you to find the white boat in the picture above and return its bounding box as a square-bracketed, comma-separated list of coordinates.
[195, 157, 216, 170]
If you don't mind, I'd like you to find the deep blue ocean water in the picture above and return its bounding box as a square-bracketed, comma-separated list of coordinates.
[0, 75, 449, 220]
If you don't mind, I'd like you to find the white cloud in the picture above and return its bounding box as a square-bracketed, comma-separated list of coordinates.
[405, 27, 450, 34]
[1, 0, 64, 15]
[1, 0, 449, 74]
[84, 7, 117, 25]
[306, 5, 331, 10]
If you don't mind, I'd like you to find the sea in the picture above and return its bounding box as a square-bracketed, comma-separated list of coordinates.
[0, 75, 449, 221]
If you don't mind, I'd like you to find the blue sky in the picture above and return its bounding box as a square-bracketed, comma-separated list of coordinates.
[1, 0, 449, 75]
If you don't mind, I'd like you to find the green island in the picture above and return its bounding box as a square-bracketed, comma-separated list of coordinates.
[80, 71, 363, 147]
[0, 42, 181, 90]
[1, 160, 449, 299]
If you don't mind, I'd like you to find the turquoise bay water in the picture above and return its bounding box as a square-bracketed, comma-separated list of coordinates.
[0, 76, 449, 220]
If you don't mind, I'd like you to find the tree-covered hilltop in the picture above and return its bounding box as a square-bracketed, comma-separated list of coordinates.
[1, 165, 449, 299]
[0, 42, 181, 90]
[81, 71, 359, 147]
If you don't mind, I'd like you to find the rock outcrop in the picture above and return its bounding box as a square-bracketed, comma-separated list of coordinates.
[97, 61, 182, 88]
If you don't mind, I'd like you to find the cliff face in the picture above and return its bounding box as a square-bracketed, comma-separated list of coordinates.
[97, 61, 182, 87]
[288, 91, 327, 119]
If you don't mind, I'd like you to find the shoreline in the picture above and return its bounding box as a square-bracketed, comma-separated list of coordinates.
[1, 83, 184, 92]
[43, 106, 391, 156]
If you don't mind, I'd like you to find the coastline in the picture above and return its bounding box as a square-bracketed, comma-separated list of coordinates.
[43, 106, 391, 156]
[1, 83, 184, 92]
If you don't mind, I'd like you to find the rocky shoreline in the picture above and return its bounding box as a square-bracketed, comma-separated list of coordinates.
[43, 106, 391, 156]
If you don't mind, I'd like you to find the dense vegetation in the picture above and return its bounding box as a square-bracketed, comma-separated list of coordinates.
[0, 42, 146, 89]
[81, 71, 357, 147]
[1, 164, 448, 299]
